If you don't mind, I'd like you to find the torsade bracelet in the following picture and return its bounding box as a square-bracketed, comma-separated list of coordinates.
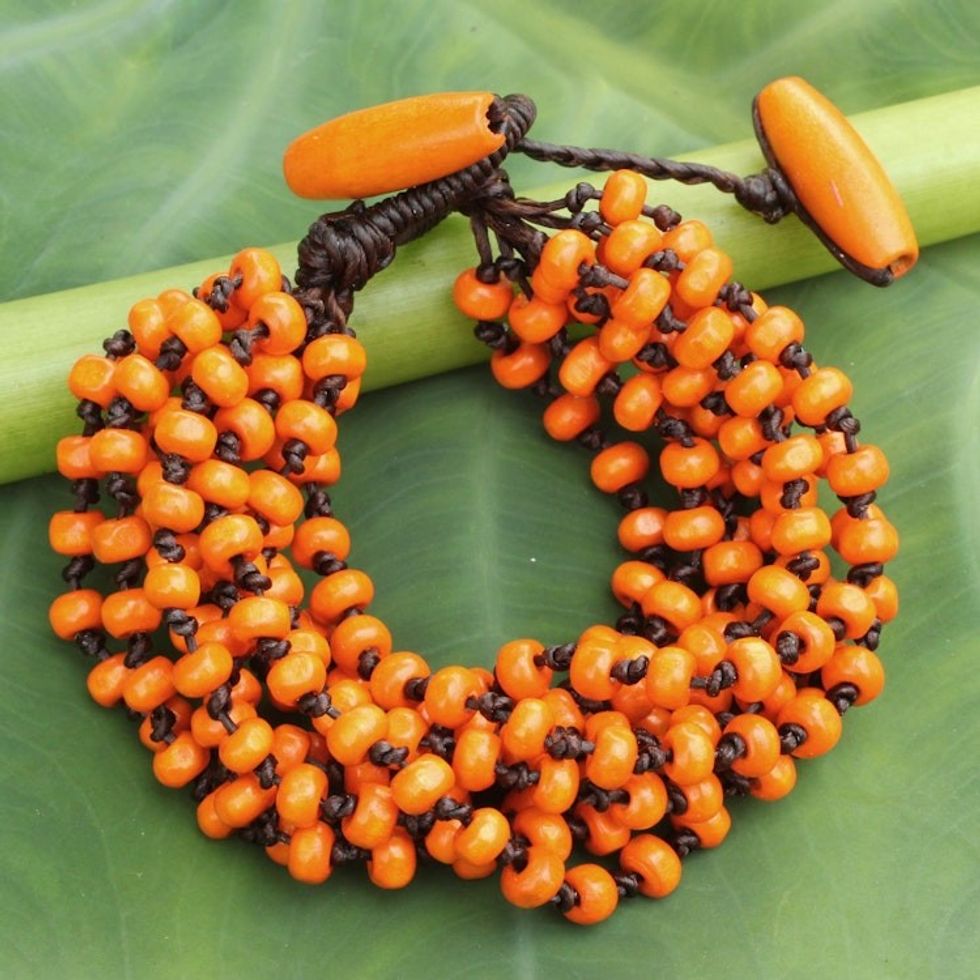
[48, 76, 908, 925]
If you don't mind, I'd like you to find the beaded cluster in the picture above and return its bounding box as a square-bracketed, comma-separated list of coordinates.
[48, 168, 897, 926]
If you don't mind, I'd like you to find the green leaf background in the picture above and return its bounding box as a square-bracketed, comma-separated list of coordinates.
[1, 1, 977, 977]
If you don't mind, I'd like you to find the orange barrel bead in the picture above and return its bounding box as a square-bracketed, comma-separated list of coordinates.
[532, 757, 579, 814]
[747, 565, 811, 618]
[751, 754, 797, 801]
[703, 541, 764, 587]
[617, 506, 667, 553]
[275, 399, 338, 456]
[827, 444, 890, 497]
[792, 367, 853, 426]
[542, 393, 600, 441]
[190, 347, 249, 408]
[68, 354, 116, 407]
[154, 408, 218, 463]
[865, 574, 899, 622]
[246, 291, 307, 356]
[214, 399, 277, 460]
[143, 563, 200, 611]
[49, 588, 103, 639]
[577, 803, 631, 857]
[672, 307, 735, 370]
[199, 514, 264, 576]
[490, 342, 550, 389]
[662, 721, 715, 785]
[219, 716, 275, 773]
[562, 864, 619, 925]
[725, 360, 784, 417]
[284, 92, 505, 199]
[586, 724, 638, 791]
[453, 728, 501, 793]
[645, 646, 696, 710]
[609, 772, 669, 831]
[87, 653, 130, 708]
[197, 792, 234, 840]
[676, 775, 724, 823]
[591, 441, 649, 493]
[329, 613, 390, 675]
[88, 428, 148, 474]
[745, 306, 805, 362]
[152, 731, 209, 789]
[674, 806, 732, 849]
[500, 845, 565, 908]
[142, 482, 206, 535]
[228, 249, 282, 310]
[247, 470, 304, 527]
[186, 460, 250, 509]
[310, 569, 374, 623]
[453, 268, 513, 321]
[558, 336, 612, 397]
[663, 219, 712, 262]
[597, 318, 650, 364]
[727, 637, 782, 703]
[391, 754, 455, 815]
[619, 834, 682, 899]
[761, 434, 823, 482]
[288, 822, 335, 884]
[660, 436, 720, 489]
[508, 293, 567, 343]
[56, 435, 98, 479]
[165, 298, 222, 353]
[248, 353, 304, 403]
[816, 581, 877, 639]
[675, 248, 733, 308]
[326, 703, 387, 766]
[538, 230, 595, 292]
[821, 644, 885, 706]
[343, 783, 399, 849]
[777, 693, 843, 758]
[495, 638, 551, 700]
[369, 830, 417, 889]
[723, 714, 780, 778]
[422, 666, 480, 729]
[602, 219, 662, 276]
[48, 510, 104, 556]
[512, 809, 573, 861]
[172, 641, 234, 699]
[770, 506, 832, 556]
[600, 170, 648, 225]
[663, 506, 726, 552]
[611, 268, 670, 329]
[614, 374, 663, 431]
[102, 588, 162, 638]
[454, 808, 510, 865]
[641, 580, 702, 633]
[754, 76, 917, 280]
[228, 596, 291, 644]
[369, 651, 430, 710]
[837, 515, 900, 566]
[123, 656, 175, 713]
[501, 698, 554, 762]
[113, 354, 170, 412]
[775, 610, 836, 673]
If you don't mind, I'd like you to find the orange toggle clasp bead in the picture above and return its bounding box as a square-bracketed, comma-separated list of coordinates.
[284, 92, 506, 199]
[754, 76, 918, 284]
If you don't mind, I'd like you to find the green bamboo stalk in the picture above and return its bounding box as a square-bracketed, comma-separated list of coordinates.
[1, 85, 978, 485]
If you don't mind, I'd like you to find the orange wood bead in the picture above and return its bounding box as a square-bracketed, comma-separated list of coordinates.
[586, 724, 638, 791]
[153, 731, 209, 789]
[500, 698, 554, 762]
[619, 834, 682, 899]
[676, 247, 732, 308]
[219, 716, 275, 773]
[837, 515, 900, 565]
[453, 728, 501, 792]
[723, 713, 781, 778]
[600, 170, 648, 225]
[775, 610, 836, 673]
[225, 249, 281, 310]
[613, 373, 663, 431]
[676, 774, 724, 823]
[453, 268, 513, 321]
[542, 392, 600, 441]
[369, 651, 430, 710]
[591, 441, 649, 493]
[562, 864, 619, 925]
[816, 581, 878, 639]
[495, 639, 551, 700]
[661, 365, 715, 407]
[675, 805, 731, 849]
[755, 76, 917, 279]
[310, 568, 374, 623]
[865, 574, 899, 622]
[302, 334, 367, 382]
[727, 636, 783, 703]
[662, 721, 715, 786]
[821, 643, 885, 705]
[123, 655, 175, 713]
[490, 342, 550, 389]
[391, 754, 455, 815]
[641, 580, 702, 632]
[792, 367, 853, 426]
[663, 219, 712, 262]
[645, 646, 696, 710]
[558, 336, 613, 397]
[663, 506, 726, 552]
[369, 829, 417, 889]
[165, 298, 222, 354]
[660, 436, 720, 488]
[285, 92, 504, 199]
[214, 399, 277, 460]
[88, 428, 148, 474]
[602, 219, 662, 276]
[577, 803, 631, 857]
[751, 754, 798, 801]
[128, 297, 169, 358]
[508, 293, 567, 343]
[275, 399, 338, 456]
[500, 845, 566, 909]
[617, 507, 668, 554]
[287, 822, 335, 885]
[777, 692, 842, 758]
[745, 306, 805, 362]
[342, 782, 399, 849]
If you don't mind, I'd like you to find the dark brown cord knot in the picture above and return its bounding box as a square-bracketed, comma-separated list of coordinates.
[320, 793, 357, 824]
[610, 655, 649, 685]
[368, 740, 409, 768]
[433, 796, 473, 824]
[466, 690, 514, 723]
[102, 329, 136, 359]
[634, 729, 669, 774]
[713, 732, 746, 771]
[826, 682, 859, 715]
[733, 167, 796, 223]
[779, 722, 808, 753]
[544, 726, 594, 760]
[418, 725, 455, 760]
[494, 761, 540, 791]
[297, 690, 341, 720]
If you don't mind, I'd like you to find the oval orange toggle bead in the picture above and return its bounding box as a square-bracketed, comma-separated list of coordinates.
[284, 92, 505, 199]
[754, 76, 918, 281]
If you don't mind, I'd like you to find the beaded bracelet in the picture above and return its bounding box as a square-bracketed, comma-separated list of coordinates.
[48, 77, 908, 925]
